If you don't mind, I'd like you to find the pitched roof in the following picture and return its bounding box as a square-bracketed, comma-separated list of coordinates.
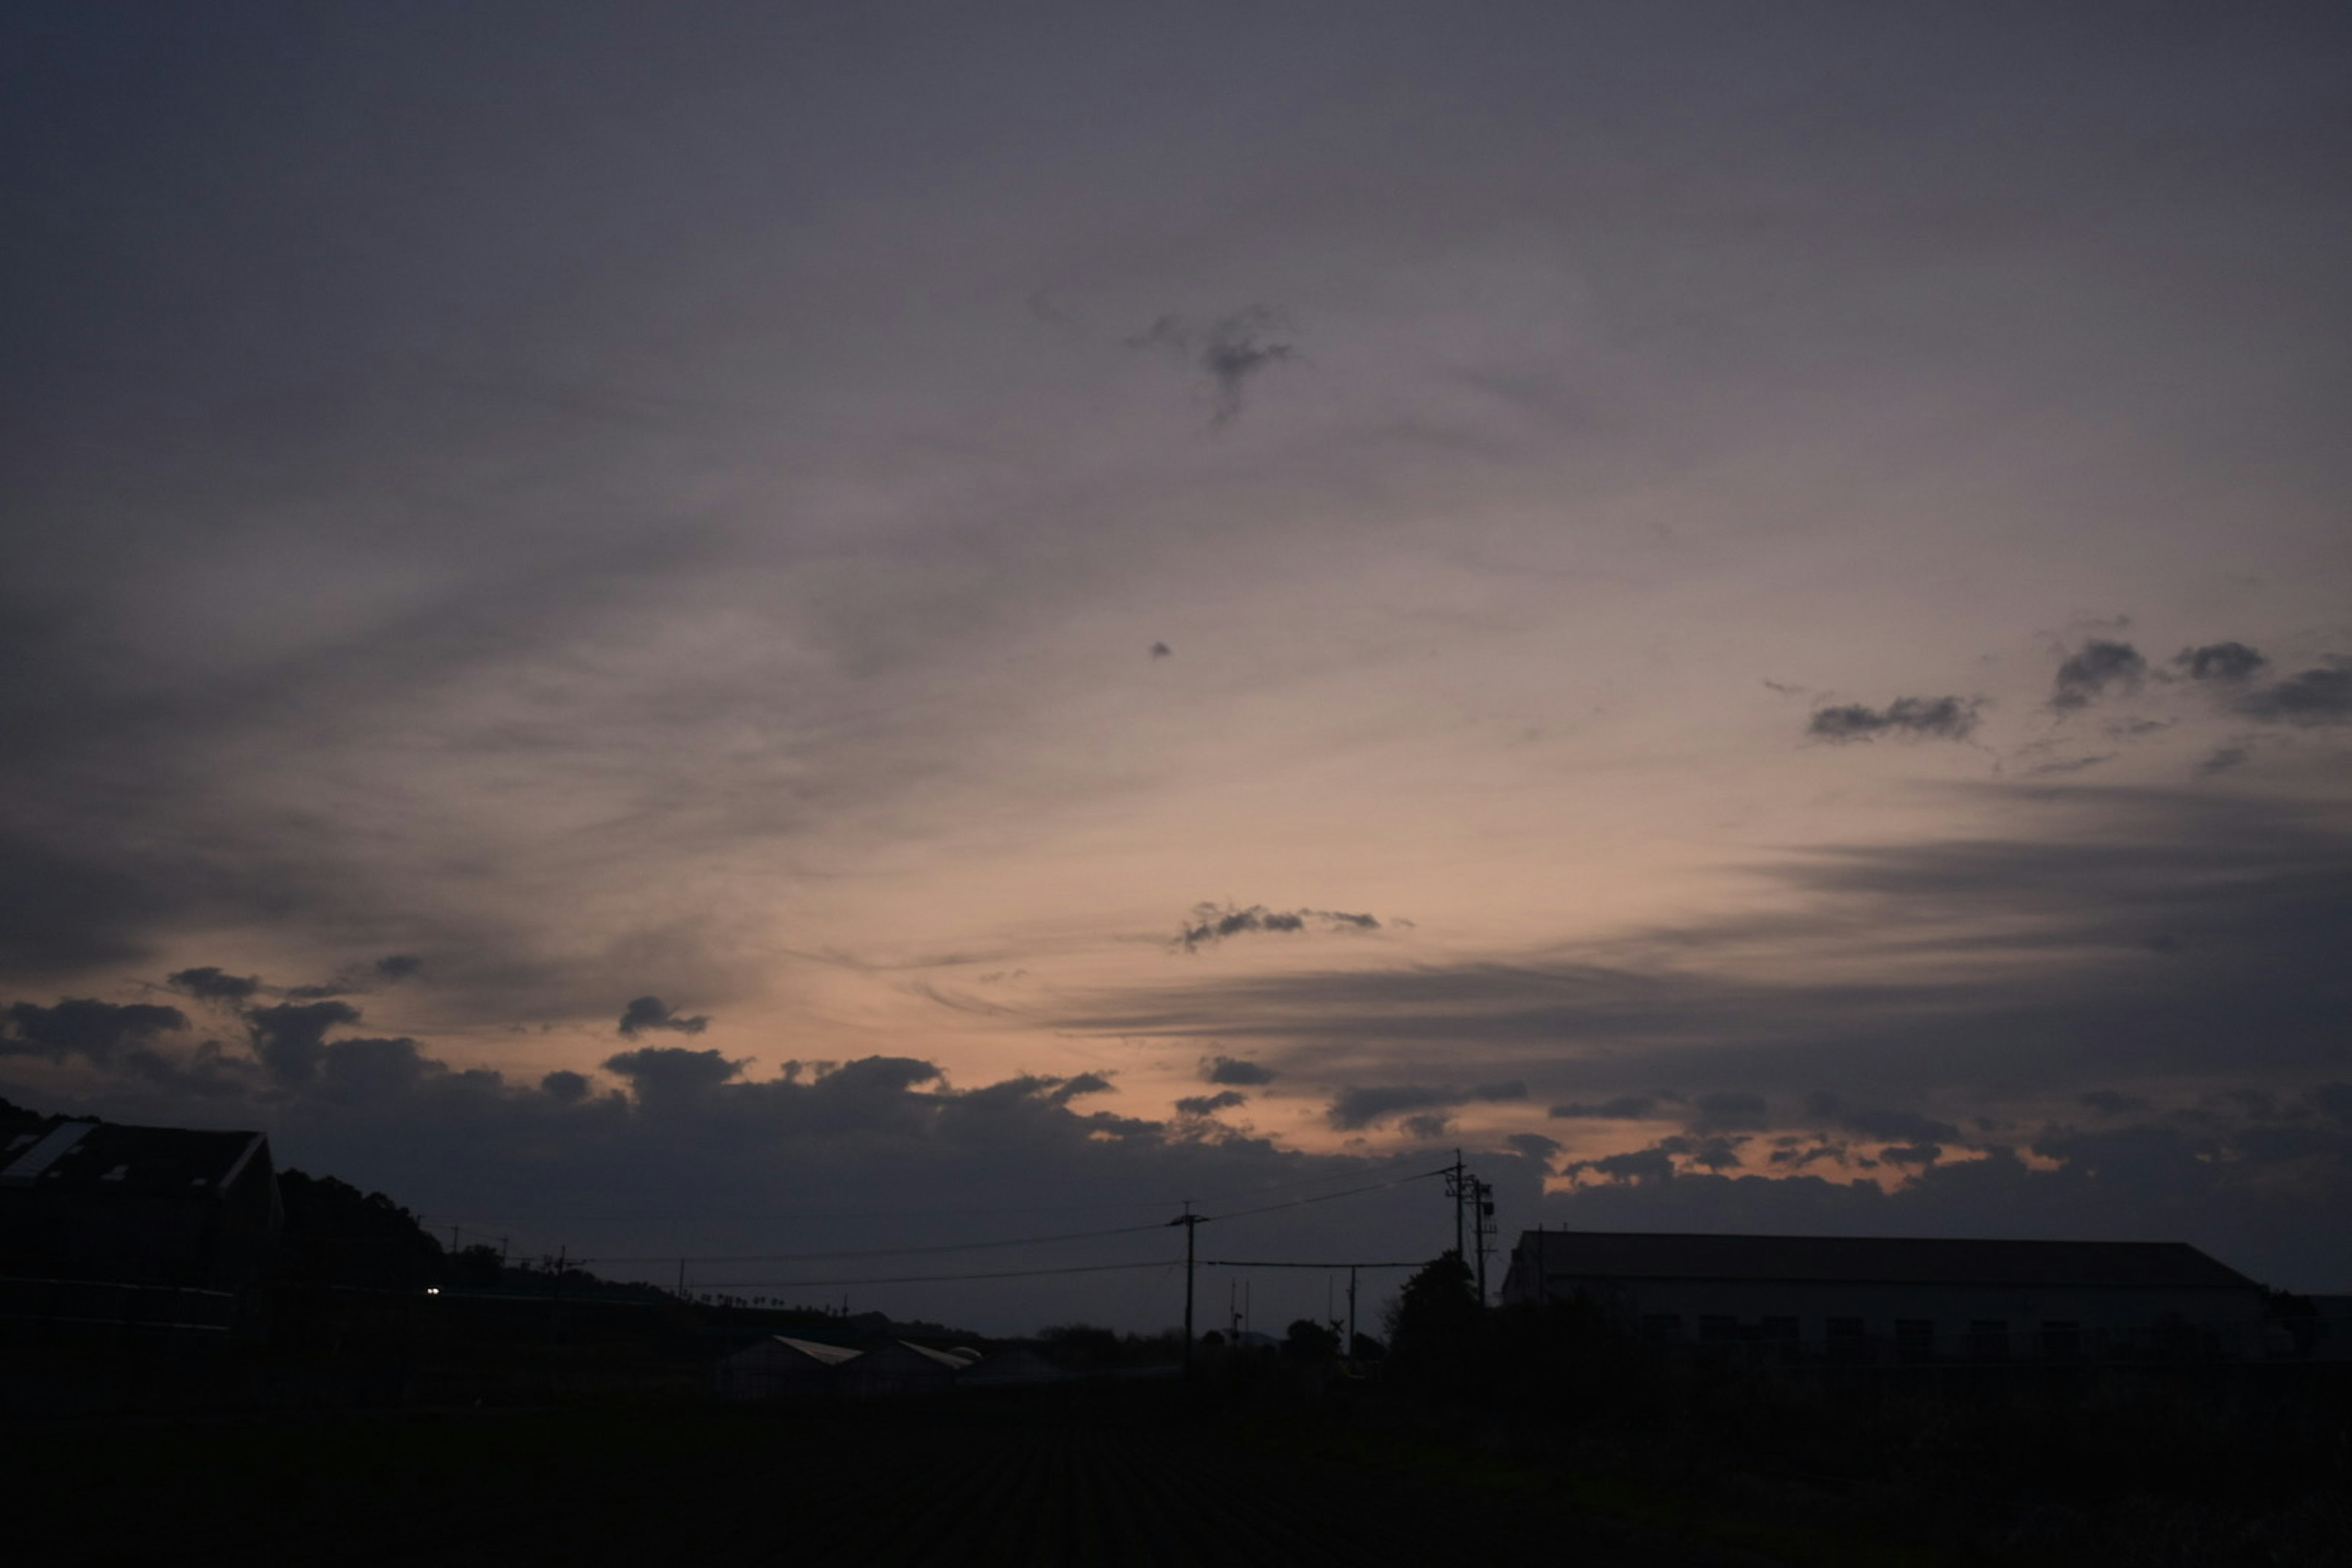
[768, 1336, 862, 1366]
[0, 1121, 266, 1199]
[1514, 1229, 2260, 1291]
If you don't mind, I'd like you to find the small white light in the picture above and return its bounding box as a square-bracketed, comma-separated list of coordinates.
[425, 1287, 440, 1295]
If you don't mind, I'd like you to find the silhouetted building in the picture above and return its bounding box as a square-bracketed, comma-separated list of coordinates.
[1501, 1229, 2269, 1363]
[0, 1120, 279, 1293]
[714, 1333, 862, 1400]
[839, 1340, 971, 1398]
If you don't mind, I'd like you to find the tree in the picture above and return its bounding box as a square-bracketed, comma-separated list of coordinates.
[1383, 1251, 1485, 1393]
[1283, 1317, 1341, 1360]
[276, 1168, 444, 1288]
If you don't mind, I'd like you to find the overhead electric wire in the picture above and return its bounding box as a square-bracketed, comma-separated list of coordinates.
[692, 1257, 1183, 1290]
[581, 1218, 1169, 1268]
[1201, 1166, 1449, 1224]
[1200, 1259, 1425, 1270]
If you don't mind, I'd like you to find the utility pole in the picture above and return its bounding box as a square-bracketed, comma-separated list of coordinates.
[1471, 1177, 1495, 1303]
[1446, 1150, 1468, 1259]
[1170, 1201, 1204, 1378]
[1347, 1265, 1360, 1355]
[676, 1257, 687, 1298]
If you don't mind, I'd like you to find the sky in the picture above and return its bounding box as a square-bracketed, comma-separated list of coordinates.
[4, 2, 2348, 1332]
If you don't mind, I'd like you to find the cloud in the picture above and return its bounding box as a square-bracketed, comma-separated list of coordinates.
[1564, 1147, 1677, 1184]
[1202, 1055, 1277, 1086]
[1128, 306, 1299, 426]
[602, 1045, 745, 1099]
[1806, 695, 1983, 743]
[2234, 660, 2352, 726]
[375, 954, 426, 983]
[3, 998, 187, 1061]
[1174, 903, 1384, 953]
[1149, 642, 1172, 659]
[2051, 639, 2148, 710]
[1325, 1079, 1523, 1130]
[540, 1069, 592, 1106]
[617, 995, 710, 1037]
[1171, 902, 1373, 949]
[246, 1000, 363, 1085]
[1834, 1106, 1962, 1144]
[1051, 1072, 1115, 1104]
[1065, 786, 2352, 1129]
[167, 967, 262, 1004]
[1506, 1132, 1561, 1163]
[2025, 753, 2114, 777]
[1687, 1090, 1769, 1132]
[1175, 1090, 1248, 1117]
[2176, 642, 2269, 682]
[1549, 1095, 1660, 1120]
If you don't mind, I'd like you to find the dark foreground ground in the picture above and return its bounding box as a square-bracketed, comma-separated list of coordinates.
[12, 1369, 2349, 1566]
[12, 1392, 1738, 1567]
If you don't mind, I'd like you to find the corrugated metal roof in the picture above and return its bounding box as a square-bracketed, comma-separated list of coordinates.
[771, 1336, 862, 1365]
[1515, 1229, 2260, 1291]
[2, 1123, 266, 1198]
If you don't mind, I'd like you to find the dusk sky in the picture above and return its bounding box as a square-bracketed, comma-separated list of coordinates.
[5, 4, 2348, 1332]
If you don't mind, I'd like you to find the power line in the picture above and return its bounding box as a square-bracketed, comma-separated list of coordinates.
[1202, 1166, 1450, 1224]
[1199, 1259, 1425, 1269]
[692, 1257, 1183, 1290]
[581, 1218, 1169, 1268]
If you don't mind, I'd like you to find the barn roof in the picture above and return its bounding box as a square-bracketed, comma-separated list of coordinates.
[1513, 1230, 2260, 1291]
[766, 1336, 862, 1366]
[0, 1121, 267, 1199]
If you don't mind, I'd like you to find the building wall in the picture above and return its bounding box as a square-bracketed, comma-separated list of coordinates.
[1532, 1275, 2266, 1361]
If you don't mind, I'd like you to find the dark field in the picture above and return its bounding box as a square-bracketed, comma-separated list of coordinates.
[12, 1396, 1719, 1567]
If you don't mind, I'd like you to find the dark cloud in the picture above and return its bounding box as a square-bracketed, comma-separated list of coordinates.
[2078, 1089, 2149, 1116]
[1806, 695, 1983, 743]
[246, 1000, 362, 1086]
[1175, 1090, 1248, 1117]
[3, 998, 187, 1061]
[540, 1069, 592, 1106]
[375, 955, 426, 982]
[2198, 745, 2252, 775]
[1688, 1090, 1769, 1132]
[1506, 1132, 1561, 1163]
[1564, 1147, 1677, 1184]
[167, 967, 262, 1004]
[1835, 1106, 1962, 1144]
[617, 995, 710, 1038]
[1326, 1079, 1523, 1131]
[1149, 642, 1172, 659]
[1129, 306, 1298, 427]
[1051, 1072, 1115, 1104]
[2234, 660, 2352, 726]
[1175, 903, 1382, 953]
[2176, 642, 2269, 682]
[2051, 639, 2148, 710]
[1067, 788, 2352, 1128]
[2025, 753, 2113, 778]
[1202, 1055, 1277, 1085]
[1549, 1095, 1659, 1120]
[1399, 1112, 1453, 1140]
[1877, 1142, 1943, 1166]
[602, 1046, 745, 1099]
